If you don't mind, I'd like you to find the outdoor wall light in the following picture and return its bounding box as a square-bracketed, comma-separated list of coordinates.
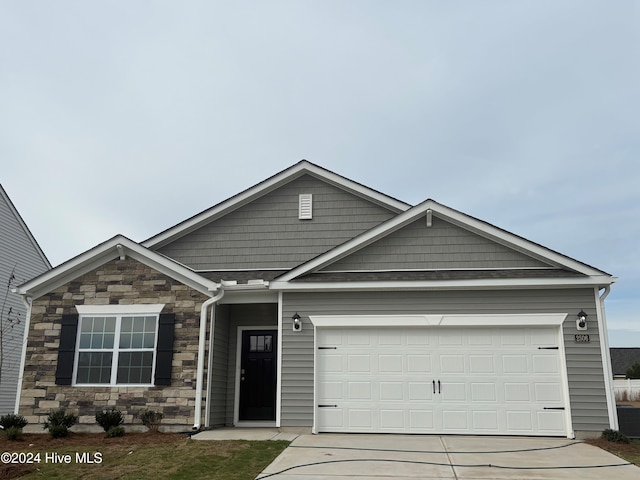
[292, 313, 302, 332]
[576, 310, 588, 331]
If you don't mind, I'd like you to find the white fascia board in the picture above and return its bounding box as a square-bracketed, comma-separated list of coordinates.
[143, 161, 410, 249]
[15, 235, 219, 299]
[270, 275, 616, 292]
[278, 199, 613, 282]
[310, 313, 567, 328]
[429, 202, 611, 277]
[76, 304, 165, 315]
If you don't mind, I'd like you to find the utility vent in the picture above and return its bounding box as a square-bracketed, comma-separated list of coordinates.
[299, 194, 313, 220]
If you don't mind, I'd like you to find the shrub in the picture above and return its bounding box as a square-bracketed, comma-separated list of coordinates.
[139, 410, 163, 432]
[602, 428, 630, 444]
[106, 426, 125, 438]
[3, 426, 23, 440]
[0, 413, 28, 430]
[95, 408, 124, 432]
[627, 362, 640, 379]
[43, 409, 78, 438]
[48, 425, 69, 438]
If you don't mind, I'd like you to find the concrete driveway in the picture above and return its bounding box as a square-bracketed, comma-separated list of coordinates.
[257, 434, 640, 479]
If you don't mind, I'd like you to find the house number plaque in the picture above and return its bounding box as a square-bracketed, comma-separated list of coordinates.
[575, 334, 590, 343]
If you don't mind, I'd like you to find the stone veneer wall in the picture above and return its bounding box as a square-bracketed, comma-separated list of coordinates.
[19, 258, 210, 431]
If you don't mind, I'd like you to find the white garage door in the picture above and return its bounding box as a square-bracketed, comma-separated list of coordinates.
[317, 326, 568, 436]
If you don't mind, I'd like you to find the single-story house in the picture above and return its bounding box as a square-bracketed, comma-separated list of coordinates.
[610, 348, 640, 379]
[14, 161, 617, 438]
[0, 184, 51, 416]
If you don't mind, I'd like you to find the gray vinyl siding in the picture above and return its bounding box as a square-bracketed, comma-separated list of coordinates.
[280, 289, 608, 435]
[322, 216, 550, 271]
[209, 305, 230, 427]
[157, 175, 396, 270]
[0, 187, 50, 415]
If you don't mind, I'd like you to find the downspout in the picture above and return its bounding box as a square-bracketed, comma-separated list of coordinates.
[13, 295, 32, 414]
[595, 285, 618, 430]
[193, 287, 224, 430]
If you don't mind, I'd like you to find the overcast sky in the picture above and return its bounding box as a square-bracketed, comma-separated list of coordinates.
[1, 1, 638, 345]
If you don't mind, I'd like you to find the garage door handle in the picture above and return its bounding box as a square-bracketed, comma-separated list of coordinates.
[438, 380, 441, 394]
[433, 380, 436, 394]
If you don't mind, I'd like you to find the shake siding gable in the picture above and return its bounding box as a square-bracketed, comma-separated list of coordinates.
[280, 289, 608, 435]
[156, 175, 397, 270]
[322, 215, 552, 271]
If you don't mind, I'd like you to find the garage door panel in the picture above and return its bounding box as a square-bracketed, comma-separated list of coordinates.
[317, 326, 567, 436]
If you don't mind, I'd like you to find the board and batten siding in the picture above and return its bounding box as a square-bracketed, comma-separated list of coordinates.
[280, 289, 608, 436]
[322, 216, 550, 271]
[157, 175, 397, 270]
[0, 186, 50, 415]
[208, 304, 230, 427]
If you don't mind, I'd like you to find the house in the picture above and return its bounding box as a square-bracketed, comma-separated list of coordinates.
[0, 184, 51, 415]
[610, 348, 640, 379]
[14, 161, 617, 438]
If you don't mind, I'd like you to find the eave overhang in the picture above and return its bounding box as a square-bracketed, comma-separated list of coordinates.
[15, 235, 220, 300]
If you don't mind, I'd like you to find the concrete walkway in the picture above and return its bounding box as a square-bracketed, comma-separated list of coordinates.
[257, 434, 640, 479]
[191, 427, 299, 442]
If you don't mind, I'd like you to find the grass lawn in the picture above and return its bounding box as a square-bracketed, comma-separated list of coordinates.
[586, 437, 640, 467]
[0, 432, 289, 480]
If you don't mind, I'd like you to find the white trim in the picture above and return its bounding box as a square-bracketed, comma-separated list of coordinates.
[309, 313, 568, 328]
[14, 296, 32, 414]
[557, 322, 575, 438]
[595, 286, 618, 430]
[312, 319, 318, 435]
[270, 276, 614, 292]
[75, 304, 165, 315]
[233, 325, 278, 426]
[276, 293, 283, 428]
[16, 235, 219, 299]
[276, 200, 614, 283]
[143, 161, 409, 249]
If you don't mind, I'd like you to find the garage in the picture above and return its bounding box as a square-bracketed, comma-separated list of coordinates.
[315, 322, 569, 436]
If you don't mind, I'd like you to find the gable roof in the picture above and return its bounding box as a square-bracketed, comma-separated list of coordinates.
[271, 199, 615, 290]
[610, 348, 640, 377]
[15, 235, 219, 299]
[142, 160, 410, 250]
[0, 184, 51, 269]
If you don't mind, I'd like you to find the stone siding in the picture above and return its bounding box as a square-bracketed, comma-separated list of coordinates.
[19, 258, 209, 431]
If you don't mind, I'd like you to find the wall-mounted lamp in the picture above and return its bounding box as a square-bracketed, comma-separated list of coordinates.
[292, 313, 302, 332]
[576, 310, 588, 331]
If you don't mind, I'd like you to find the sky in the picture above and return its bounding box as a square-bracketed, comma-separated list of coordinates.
[1, 1, 638, 345]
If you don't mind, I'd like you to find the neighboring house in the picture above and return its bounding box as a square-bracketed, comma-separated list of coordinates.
[0, 184, 51, 415]
[14, 161, 617, 438]
[610, 348, 640, 379]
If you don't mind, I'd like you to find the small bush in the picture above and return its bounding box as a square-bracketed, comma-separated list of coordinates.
[139, 410, 163, 432]
[106, 426, 125, 438]
[3, 426, 23, 440]
[0, 413, 28, 430]
[601, 428, 630, 444]
[48, 425, 69, 438]
[95, 408, 124, 432]
[43, 409, 77, 438]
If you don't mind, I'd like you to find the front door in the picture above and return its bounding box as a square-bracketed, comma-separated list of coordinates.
[239, 329, 277, 421]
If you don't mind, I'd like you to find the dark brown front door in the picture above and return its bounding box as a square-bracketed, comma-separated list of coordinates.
[239, 330, 277, 421]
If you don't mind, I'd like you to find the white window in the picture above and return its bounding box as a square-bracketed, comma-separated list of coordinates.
[73, 305, 163, 386]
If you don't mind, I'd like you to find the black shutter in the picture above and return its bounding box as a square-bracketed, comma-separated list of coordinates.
[155, 313, 175, 386]
[55, 314, 79, 385]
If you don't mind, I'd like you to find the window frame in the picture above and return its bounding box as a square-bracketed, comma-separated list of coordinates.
[72, 305, 164, 387]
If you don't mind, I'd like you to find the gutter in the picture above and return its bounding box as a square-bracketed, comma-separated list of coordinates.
[595, 285, 618, 430]
[193, 287, 225, 430]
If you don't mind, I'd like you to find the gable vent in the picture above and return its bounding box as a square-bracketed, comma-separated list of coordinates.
[299, 194, 313, 220]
